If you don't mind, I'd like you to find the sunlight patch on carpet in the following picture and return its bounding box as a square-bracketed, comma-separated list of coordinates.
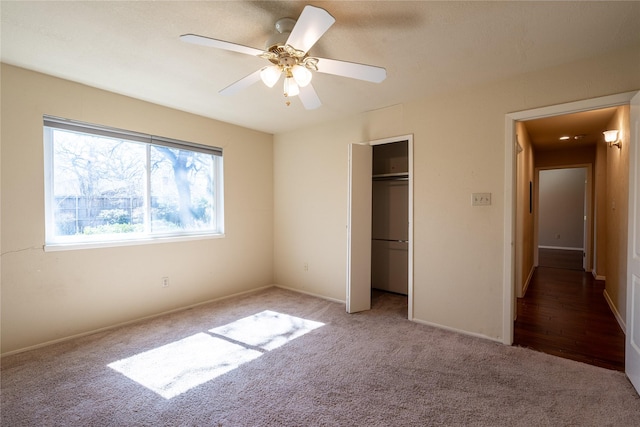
[108, 311, 324, 399]
[108, 333, 261, 399]
[210, 310, 324, 351]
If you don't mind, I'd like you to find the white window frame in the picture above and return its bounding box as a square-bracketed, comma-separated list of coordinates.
[43, 116, 224, 251]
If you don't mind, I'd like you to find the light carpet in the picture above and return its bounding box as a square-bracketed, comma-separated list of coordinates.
[2, 287, 639, 426]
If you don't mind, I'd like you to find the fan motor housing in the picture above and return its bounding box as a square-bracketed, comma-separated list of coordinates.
[265, 17, 296, 51]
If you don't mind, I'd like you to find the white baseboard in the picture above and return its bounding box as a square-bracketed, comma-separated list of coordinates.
[1, 285, 274, 358]
[411, 317, 503, 344]
[279, 285, 502, 343]
[274, 284, 345, 304]
[603, 288, 626, 334]
[591, 270, 606, 281]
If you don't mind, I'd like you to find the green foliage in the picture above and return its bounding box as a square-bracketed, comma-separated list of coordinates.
[193, 198, 211, 221]
[153, 202, 180, 224]
[83, 223, 143, 235]
[98, 208, 130, 225]
[56, 212, 77, 235]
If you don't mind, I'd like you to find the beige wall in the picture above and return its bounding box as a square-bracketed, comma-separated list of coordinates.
[273, 46, 640, 341]
[605, 105, 631, 323]
[535, 146, 595, 169]
[538, 168, 587, 248]
[1, 65, 274, 354]
[2, 45, 639, 353]
[515, 123, 534, 298]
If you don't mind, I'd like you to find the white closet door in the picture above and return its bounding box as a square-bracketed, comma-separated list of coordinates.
[346, 143, 371, 313]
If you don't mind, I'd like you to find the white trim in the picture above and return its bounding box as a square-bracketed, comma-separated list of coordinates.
[367, 134, 413, 147]
[625, 91, 640, 393]
[275, 285, 345, 304]
[503, 114, 516, 344]
[0, 285, 273, 358]
[412, 317, 503, 344]
[603, 289, 626, 334]
[408, 136, 414, 321]
[44, 232, 225, 252]
[506, 91, 639, 121]
[504, 91, 639, 346]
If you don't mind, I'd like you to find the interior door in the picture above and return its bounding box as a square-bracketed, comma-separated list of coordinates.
[627, 92, 640, 394]
[346, 143, 372, 313]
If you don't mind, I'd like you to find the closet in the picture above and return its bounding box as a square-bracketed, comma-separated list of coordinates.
[371, 141, 409, 295]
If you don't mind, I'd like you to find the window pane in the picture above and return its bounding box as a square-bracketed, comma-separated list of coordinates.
[45, 117, 223, 247]
[51, 129, 146, 238]
[149, 145, 215, 233]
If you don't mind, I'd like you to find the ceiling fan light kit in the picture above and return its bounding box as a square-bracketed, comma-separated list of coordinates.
[180, 5, 386, 109]
[291, 65, 312, 87]
[260, 65, 281, 88]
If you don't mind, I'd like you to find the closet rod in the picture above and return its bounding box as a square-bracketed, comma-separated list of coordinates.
[372, 176, 409, 181]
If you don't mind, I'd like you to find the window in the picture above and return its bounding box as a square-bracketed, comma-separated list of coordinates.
[43, 116, 223, 248]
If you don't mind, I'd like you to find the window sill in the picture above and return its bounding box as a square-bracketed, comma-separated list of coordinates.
[44, 233, 225, 252]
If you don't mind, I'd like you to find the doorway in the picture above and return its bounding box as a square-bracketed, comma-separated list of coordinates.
[503, 91, 637, 345]
[537, 167, 588, 271]
[347, 135, 414, 320]
[513, 109, 619, 369]
[371, 141, 409, 296]
[504, 92, 640, 380]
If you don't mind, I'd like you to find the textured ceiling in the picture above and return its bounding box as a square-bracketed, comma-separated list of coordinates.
[1, 1, 640, 134]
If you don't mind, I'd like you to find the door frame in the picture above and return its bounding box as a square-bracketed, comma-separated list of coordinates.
[503, 91, 639, 345]
[346, 134, 414, 320]
[626, 91, 640, 393]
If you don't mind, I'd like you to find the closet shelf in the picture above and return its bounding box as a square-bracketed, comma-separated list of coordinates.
[373, 172, 409, 180]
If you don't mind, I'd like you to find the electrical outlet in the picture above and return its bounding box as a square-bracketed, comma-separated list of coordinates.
[161, 277, 169, 288]
[303, 262, 309, 272]
[472, 193, 491, 206]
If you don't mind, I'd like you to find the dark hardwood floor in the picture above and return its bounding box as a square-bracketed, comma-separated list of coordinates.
[538, 248, 583, 270]
[514, 264, 625, 371]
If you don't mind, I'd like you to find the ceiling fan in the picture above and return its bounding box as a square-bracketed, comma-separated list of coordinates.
[180, 5, 387, 109]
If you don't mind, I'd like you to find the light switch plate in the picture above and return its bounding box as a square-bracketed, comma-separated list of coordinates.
[472, 193, 491, 206]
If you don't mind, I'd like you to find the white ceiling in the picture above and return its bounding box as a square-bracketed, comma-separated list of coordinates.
[1, 1, 639, 135]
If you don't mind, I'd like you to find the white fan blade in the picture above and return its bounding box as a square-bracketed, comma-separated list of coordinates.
[219, 69, 262, 96]
[298, 83, 322, 110]
[286, 5, 335, 54]
[180, 34, 264, 57]
[315, 57, 387, 83]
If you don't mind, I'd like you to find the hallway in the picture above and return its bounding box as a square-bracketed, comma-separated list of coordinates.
[513, 265, 625, 371]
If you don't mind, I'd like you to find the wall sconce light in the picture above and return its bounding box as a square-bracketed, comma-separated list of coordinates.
[603, 130, 621, 149]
